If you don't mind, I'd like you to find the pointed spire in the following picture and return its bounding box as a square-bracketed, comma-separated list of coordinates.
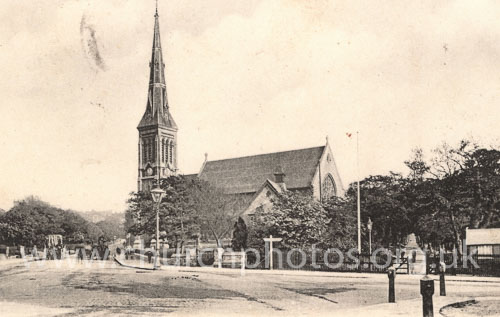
[150, 9, 165, 89]
[138, 6, 177, 130]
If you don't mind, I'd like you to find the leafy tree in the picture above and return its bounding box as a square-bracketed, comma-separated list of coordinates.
[231, 217, 248, 251]
[405, 148, 430, 181]
[161, 176, 201, 251]
[418, 141, 500, 250]
[400, 140, 500, 252]
[84, 222, 105, 243]
[125, 176, 199, 252]
[0, 196, 103, 247]
[95, 213, 125, 242]
[249, 191, 328, 250]
[125, 190, 153, 236]
[460, 147, 500, 229]
[345, 174, 412, 248]
[322, 196, 357, 251]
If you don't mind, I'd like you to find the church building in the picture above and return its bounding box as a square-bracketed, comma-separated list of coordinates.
[195, 140, 344, 217]
[137, 9, 344, 217]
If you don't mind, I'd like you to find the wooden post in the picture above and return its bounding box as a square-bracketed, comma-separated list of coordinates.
[407, 256, 410, 275]
[270, 235, 273, 270]
[241, 251, 246, 276]
[263, 235, 282, 270]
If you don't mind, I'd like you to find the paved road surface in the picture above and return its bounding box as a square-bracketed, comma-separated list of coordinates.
[1, 259, 499, 316]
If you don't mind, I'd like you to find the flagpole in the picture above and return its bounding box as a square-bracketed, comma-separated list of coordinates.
[357, 131, 361, 254]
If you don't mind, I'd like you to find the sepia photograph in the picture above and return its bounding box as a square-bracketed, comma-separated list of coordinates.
[0, 0, 499, 316]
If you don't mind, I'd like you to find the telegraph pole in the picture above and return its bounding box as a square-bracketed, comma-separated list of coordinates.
[357, 131, 361, 254]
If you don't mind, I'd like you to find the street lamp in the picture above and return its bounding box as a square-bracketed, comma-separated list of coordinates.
[367, 217, 373, 255]
[151, 187, 165, 269]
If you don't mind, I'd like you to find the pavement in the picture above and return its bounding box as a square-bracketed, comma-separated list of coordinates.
[116, 255, 500, 284]
[1, 257, 500, 316]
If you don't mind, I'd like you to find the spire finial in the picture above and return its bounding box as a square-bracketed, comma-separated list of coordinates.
[155, 0, 159, 16]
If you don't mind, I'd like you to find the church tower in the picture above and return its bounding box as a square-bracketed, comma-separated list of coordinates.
[137, 8, 178, 192]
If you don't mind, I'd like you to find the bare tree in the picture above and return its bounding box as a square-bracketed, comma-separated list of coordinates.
[189, 183, 243, 248]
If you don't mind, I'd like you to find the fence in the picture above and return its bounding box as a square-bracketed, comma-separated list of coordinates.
[431, 252, 500, 277]
[129, 246, 500, 277]
[244, 249, 392, 273]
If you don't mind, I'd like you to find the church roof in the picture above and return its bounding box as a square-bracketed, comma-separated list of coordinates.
[137, 10, 177, 130]
[182, 173, 199, 183]
[199, 146, 325, 194]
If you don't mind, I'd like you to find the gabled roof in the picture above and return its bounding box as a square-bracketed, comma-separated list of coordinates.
[199, 146, 324, 194]
[264, 179, 284, 194]
[243, 179, 284, 216]
[466, 228, 500, 246]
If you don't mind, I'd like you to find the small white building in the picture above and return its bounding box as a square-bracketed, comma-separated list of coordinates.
[466, 228, 500, 255]
[132, 237, 144, 250]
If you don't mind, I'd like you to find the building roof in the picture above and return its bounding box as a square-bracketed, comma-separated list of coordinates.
[199, 146, 325, 194]
[466, 228, 500, 246]
[182, 173, 199, 183]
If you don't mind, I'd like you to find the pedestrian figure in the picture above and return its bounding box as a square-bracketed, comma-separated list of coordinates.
[77, 248, 84, 263]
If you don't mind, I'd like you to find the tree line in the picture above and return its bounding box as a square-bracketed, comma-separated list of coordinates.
[351, 140, 499, 253]
[125, 176, 245, 251]
[0, 196, 125, 247]
[124, 176, 357, 253]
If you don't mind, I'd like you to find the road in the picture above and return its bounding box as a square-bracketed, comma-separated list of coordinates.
[1, 259, 500, 316]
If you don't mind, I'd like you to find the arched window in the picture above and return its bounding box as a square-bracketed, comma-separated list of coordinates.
[152, 140, 156, 162]
[169, 141, 174, 164]
[166, 139, 170, 163]
[322, 174, 337, 200]
[162, 139, 166, 163]
[147, 138, 153, 162]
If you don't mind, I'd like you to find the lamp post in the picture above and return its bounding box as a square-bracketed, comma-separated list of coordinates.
[367, 217, 373, 255]
[151, 187, 165, 269]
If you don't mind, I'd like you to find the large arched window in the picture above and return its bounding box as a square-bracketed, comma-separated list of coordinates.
[322, 174, 337, 200]
[145, 139, 151, 162]
[151, 140, 156, 162]
[142, 139, 147, 162]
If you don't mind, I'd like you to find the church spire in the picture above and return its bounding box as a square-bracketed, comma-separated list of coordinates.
[137, 5, 179, 192]
[138, 7, 177, 130]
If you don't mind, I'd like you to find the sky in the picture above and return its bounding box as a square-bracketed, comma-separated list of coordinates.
[0, 0, 499, 212]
